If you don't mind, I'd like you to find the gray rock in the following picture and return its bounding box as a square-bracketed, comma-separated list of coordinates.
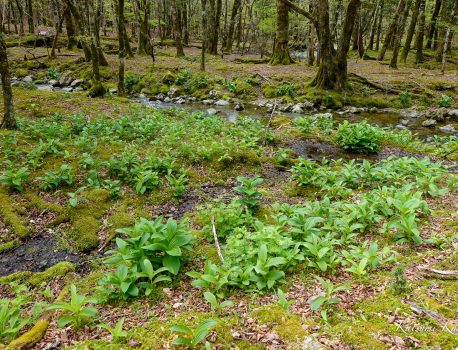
[49, 79, 59, 87]
[61, 87, 73, 92]
[446, 109, 458, 120]
[301, 336, 324, 350]
[369, 107, 378, 113]
[176, 98, 186, 104]
[302, 101, 315, 109]
[345, 106, 359, 114]
[396, 124, 406, 130]
[36, 85, 53, 92]
[313, 112, 333, 120]
[292, 104, 304, 114]
[164, 97, 171, 103]
[202, 99, 215, 105]
[168, 86, 178, 97]
[400, 119, 409, 126]
[279, 103, 293, 112]
[234, 103, 244, 111]
[209, 90, 220, 98]
[23, 75, 33, 83]
[422, 119, 437, 127]
[156, 93, 166, 101]
[73, 87, 84, 92]
[439, 124, 456, 133]
[206, 108, 219, 116]
[70, 79, 84, 87]
[215, 99, 230, 106]
[187, 97, 197, 102]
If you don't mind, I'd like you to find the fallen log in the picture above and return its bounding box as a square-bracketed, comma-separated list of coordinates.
[418, 267, 458, 280]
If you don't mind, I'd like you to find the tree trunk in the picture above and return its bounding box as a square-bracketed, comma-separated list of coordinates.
[312, 0, 361, 90]
[63, 7, 77, 49]
[367, 0, 380, 51]
[435, 0, 453, 62]
[439, 0, 458, 66]
[425, 0, 441, 49]
[0, 34, 16, 130]
[225, 0, 241, 52]
[378, 0, 405, 61]
[27, 0, 34, 33]
[400, 0, 421, 63]
[269, 0, 292, 65]
[414, 0, 426, 63]
[51, 5, 65, 58]
[172, 0, 185, 57]
[390, 0, 411, 68]
[375, 0, 384, 51]
[208, 0, 222, 54]
[307, 15, 315, 66]
[201, 0, 207, 71]
[117, 0, 126, 97]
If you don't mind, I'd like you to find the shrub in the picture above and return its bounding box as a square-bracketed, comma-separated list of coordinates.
[276, 84, 296, 97]
[398, 92, 412, 108]
[0, 167, 30, 192]
[336, 120, 381, 154]
[175, 69, 192, 85]
[439, 94, 453, 108]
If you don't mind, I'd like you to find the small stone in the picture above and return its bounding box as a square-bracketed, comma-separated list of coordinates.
[292, 104, 304, 114]
[422, 119, 437, 127]
[215, 99, 230, 106]
[209, 90, 220, 98]
[176, 98, 186, 104]
[446, 109, 458, 120]
[400, 119, 409, 126]
[167, 86, 178, 97]
[164, 97, 171, 103]
[61, 87, 73, 92]
[156, 93, 166, 101]
[439, 124, 456, 133]
[49, 79, 58, 87]
[234, 103, 244, 111]
[109, 88, 117, 94]
[206, 108, 219, 116]
[301, 336, 324, 350]
[202, 99, 215, 105]
[345, 106, 359, 114]
[70, 79, 84, 87]
[187, 96, 197, 102]
[23, 75, 33, 83]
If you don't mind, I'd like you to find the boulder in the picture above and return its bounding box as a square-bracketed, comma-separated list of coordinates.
[23, 75, 33, 83]
[176, 98, 186, 104]
[202, 99, 215, 105]
[439, 124, 456, 133]
[155, 93, 166, 101]
[446, 109, 458, 120]
[164, 97, 171, 103]
[49, 79, 59, 87]
[206, 108, 219, 116]
[422, 119, 437, 127]
[215, 99, 230, 106]
[162, 71, 176, 85]
[70, 79, 84, 87]
[168, 86, 178, 97]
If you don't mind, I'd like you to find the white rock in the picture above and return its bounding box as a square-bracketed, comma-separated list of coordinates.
[439, 124, 456, 133]
[206, 108, 219, 116]
[215, 99, 230, 106]
[70, 79, 84, 87]
[422, 119, 437, 127]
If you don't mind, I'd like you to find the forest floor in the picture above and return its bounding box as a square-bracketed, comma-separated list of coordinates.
[0, 43, 457, 350]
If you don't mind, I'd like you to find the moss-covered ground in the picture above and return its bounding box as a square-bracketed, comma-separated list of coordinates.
[0, 46, 457, 350]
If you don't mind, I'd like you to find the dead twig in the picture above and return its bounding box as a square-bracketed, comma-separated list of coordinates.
[211, 215, 224, 264]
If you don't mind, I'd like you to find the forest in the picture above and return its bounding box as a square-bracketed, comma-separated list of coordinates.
[0, 0, 457, 348]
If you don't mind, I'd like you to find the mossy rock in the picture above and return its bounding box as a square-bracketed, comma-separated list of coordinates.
[5, 319, 50, 350]
[271, 115, 292, 127]
[88, 82, 107, 98]
[0, 191, 31, 239]
[162, 71, 176, 85]
[234, 80, 256, 98]
[262, 85, 277, 98]
[29, 262, 75, 286]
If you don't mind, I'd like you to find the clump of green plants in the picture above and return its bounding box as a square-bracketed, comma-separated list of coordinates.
[276, 84, 296, 97]
[293, 116, 312, 133]
[0, 167, 30, 192]
[38, 164, 73, 190]
[48, 284, 98, 329]
[276, 289, 293, 310]
[390, 265, 409, 295]
[439, 94, 453, 108]
[233, 176, 264, 211]
[124, 73, 141, 93]
[399, 91, 412, 108]
[336, 120, 381, 153]
[175, 69, 192, 85]
[171, 319, 217, 347]
[47, 67, 60, 79]
[309, 276, 350, 322]
[0, 296, 33, 343]
[98, 317, 128, 342]
[102, 217, 193, 299]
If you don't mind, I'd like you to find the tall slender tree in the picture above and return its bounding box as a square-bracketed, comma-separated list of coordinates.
[414, 0, 426, 63]
[117, 0, 126, 97]
[0, 33, 16, 130]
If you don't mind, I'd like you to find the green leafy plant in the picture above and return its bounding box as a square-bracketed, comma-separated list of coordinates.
[276, 289, 293, 310]
[336, 121, 381, 154]
[203, 291, 233, 315]
[47, 67, 61, 79]
[38, 164, 73, 190]
[233, 176, 264, 211]
[0, 297, 31, 343]
[187, 260, 230, 297]
[224, 80, 237, 93]
[276, 84, 296, 97]
[399, 92, 412, 108]
[171, 319, 217, 347]
[309, 276, 350, 322]
[47, 284, 98, 329]
[0, 167, 30, 192]
[166, 171, 187, 197]
[98, 317, 128, 342]
[391, 265, 409, 295]
[175, 69, 192, 85]
[293, 117, 312, 133]
[67, 187, 87, 207]
[439, 94, 453, 108]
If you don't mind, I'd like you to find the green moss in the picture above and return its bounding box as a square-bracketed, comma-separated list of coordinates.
[6, 319, 49, 350]
[234, 80, 256, 98]
[0, 271, 32, 286]
[0, 240, 20, 253]
[0, 191, 31, 239]
[252, 305, 308, 343]
[29, 262, 75, 287]
[262, 85, 277, 98]
[270, 115, 292, 128]
[162, 71, 176, 85]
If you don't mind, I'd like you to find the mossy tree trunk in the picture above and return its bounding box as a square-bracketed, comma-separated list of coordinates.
[414, 0, 426, 63]
[0, 34, 16, 130]
[208, 0, 222, 54]
[426, 0, 442, 49]
[269, 0, 293, 65]
[401, 0, 421, 63]
[172, 0, 185, 57]
[63, 7, 77, 49]
[201, 0, 207, 71]
[390, 0, 412, 68]
[27, 0, 34, 33]
[117, 0, 126, 97]
[225, 0, 241, 52]
[378, 0, 405, 61]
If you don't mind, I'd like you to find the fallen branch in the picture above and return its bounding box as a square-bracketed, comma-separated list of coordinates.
[418, 267, 458, 280]
[254, 72, 272, 84]
[211, 216, 224, 264]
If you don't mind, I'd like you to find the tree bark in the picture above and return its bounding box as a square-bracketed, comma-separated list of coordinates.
[400, 0, 421, 63]
[269, 0, 292, 65]
[225, 0, 241, 52]
[117, 0, 126, 97]
[201, 0, 207, 71]
[63, 7, 77, 49]
[425, 0, 441, 49]
[0, 34, 16, 130]
[439, 0, 458, 66]
[414, 0, 426, 63]
[378, 0, 405, 61]
[390, 0, 412, 68]
[208, 0, 222, 54]
[27, 0, 34, 34]
[172, 0, 185, 57]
